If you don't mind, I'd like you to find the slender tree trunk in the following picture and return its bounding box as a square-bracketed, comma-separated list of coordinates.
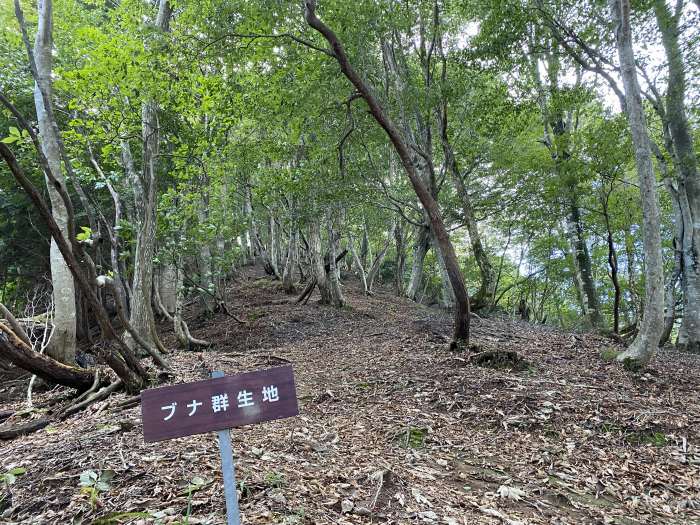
[360, 222, 370, 270]
[32, 0, 76, 364]
[282, 226, 299, 294]
[197, 202, 215, 313]
[661, 179, 684, 345]
[655, 0, 700, 353]
[325, 209, 345, 307]
[602, 197, 621, 334]
[610, 0, 664, 368]
[623, 222, 641, 325]
[394, 221, 406, 296]
[348, 233, 369, 294]
[309, 218, 331, 304]
[268, 214, 282, 279]
[566, 200, 604, 328]
[406, 225, 431, 301]
[305, 1, 470, 345]
[365, 222, 395, 294]
[123, 0, 170, 358]
[438, 93, 495, 309]
[431, 232, 456, 307]
[243, 184, 259, 264]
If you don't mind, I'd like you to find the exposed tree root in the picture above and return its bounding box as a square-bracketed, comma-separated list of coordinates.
[108, 394, 141, 412]
[215, 301, 247, 324]
[296, 277, 317, 305]
[98, 277, 170, 369]
[60, 379, 123, 419]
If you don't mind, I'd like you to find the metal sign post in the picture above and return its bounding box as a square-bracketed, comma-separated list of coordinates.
[140, 366, 299, 525]
[212, 370, 241, 525]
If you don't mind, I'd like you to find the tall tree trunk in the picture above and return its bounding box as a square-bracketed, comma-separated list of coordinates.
[325, 209, 345, 307]
[437, 63, 495, 309]
[360, 222, 370, 270]
[655, 0, 700, 353]
[348, 233, 369, 294]
[309, 218, 331, 304]
[365, 222, 395, 295]
[610, 0, 664, 368]
[602, 194, 621, 334]
[268, 214, 282, 279]
[623, 222, 641, 325]
[124, 0, 170, 357]
[243, 184, 257, 264]
[431, 232, 456, 308]
[394, 221, 406, 296]
[282, 226, 299, 294]
[32, 0, 76, 364]
[566, 201, 604, 329]
[305, 1, 470, 345]
[197, 202, 215, 313]
[406, 225, 431, 301]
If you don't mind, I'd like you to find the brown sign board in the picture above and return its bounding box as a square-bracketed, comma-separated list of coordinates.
[141, 365, 298, 442]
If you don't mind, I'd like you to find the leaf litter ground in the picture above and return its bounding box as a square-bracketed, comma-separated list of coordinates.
[1, 267, 699, 524]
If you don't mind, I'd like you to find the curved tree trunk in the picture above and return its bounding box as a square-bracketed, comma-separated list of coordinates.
[0, 322, 93, 390]
[305, 1, 470, 345]
[610, 0, 664, 369]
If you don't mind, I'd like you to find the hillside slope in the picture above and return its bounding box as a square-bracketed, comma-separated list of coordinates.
[1, 267, 699, 524]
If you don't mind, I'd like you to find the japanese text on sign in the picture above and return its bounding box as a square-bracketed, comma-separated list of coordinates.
[140, 366, 298, 442]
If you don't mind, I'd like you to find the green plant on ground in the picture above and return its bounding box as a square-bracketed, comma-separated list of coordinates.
[78, 469, 115, 509]
[398, 426, 428, 449]
[265, 471, 285, 488]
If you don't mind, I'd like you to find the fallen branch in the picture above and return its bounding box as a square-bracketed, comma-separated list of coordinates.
[0, 418, 51, 440]
[0, 302, 31, 347]
[0, 410, 14, 424]
[215, 301, 247, 324]
[0, 321, 94, 391]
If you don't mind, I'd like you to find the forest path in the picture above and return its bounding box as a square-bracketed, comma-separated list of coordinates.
[1, 266, 699, 524]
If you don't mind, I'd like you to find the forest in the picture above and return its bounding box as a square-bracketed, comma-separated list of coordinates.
[0, 0, 699, 523]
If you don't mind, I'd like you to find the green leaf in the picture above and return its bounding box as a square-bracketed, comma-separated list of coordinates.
[76, 226, 92, 242]
[79, 470, 98, 486]
[0, 136, 18, 144]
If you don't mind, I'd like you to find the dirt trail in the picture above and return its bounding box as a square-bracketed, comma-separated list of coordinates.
[1, 267, 699, 524]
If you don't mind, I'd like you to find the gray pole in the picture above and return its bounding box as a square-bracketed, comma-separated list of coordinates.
[212, 371, 241, 525]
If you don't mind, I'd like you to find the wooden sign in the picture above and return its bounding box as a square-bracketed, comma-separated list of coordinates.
[141, 365, 298, 443]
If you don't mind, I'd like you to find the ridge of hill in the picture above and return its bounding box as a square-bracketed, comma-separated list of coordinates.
[1, 267, 699, 524]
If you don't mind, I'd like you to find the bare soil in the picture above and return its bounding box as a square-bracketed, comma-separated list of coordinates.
[1, 266, 699, 524]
